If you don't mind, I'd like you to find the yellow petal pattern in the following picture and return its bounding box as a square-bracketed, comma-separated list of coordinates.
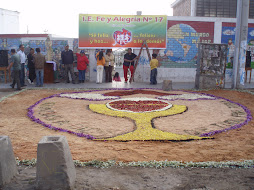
[89, 104, 210, 141]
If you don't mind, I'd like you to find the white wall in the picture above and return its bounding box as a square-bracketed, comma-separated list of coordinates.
[0, 8, 20, 34]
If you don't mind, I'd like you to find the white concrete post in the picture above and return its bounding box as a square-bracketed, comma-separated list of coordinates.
[191, 0, 197, 17]
[36, 136, 76, 190]
[232, 0, 250, 89]
[0, 136, 17, 188]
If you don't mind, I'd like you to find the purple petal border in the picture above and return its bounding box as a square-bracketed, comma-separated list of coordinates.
[27, 94, 95, 140]
[199, 93, 252, 137]
[27, 88, 252, 140]
[180, 90, 252, 137]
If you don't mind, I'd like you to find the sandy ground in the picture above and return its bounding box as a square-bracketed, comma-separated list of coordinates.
[2, 165, 254, 190]
[0, 89, 254, 162]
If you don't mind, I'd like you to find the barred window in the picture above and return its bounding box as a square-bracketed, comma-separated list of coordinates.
[250, 0, 254, 18]
[196, 0, 254, 18]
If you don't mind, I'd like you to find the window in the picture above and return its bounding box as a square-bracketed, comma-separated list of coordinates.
[250, 0, 254, 18]
[195, 0, 254, 18]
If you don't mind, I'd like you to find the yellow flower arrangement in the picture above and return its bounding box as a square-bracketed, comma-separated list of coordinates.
[89, 104, 210, 141]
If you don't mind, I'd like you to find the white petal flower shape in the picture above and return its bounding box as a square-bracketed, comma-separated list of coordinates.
[157, 94, 216, 101]
[60, 93, 119, 101]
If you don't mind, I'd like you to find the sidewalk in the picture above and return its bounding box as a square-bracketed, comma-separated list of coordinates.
[0, 80, 195, 99]
[1, 80, 254, 90]
[1, 80, 254, 99]
[0, 80, 195, 90]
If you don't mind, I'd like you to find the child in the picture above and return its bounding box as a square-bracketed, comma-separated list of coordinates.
[113, 72, 121, 82]
[150, 54, 159, 85]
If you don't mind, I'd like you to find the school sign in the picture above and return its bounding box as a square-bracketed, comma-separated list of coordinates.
[79, 14, 167, 49]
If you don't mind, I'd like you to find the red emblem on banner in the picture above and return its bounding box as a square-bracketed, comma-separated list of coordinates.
[113, 29, 132, 46]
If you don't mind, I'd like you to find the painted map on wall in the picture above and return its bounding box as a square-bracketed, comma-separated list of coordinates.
[158, 21, 214, 68]
[221, 22, 254, 68]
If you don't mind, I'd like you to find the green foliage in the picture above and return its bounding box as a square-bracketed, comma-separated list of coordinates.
[16, 158, 254, 169]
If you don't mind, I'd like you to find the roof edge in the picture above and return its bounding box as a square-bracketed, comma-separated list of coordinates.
[0, 34, 49, 38]
[171, 0, 184, 8]
[0, 8, 20, 13]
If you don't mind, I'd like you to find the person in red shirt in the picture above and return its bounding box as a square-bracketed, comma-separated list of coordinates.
[76, 50, 89, 83]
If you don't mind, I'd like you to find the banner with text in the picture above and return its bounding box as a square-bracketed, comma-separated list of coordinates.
[79, 14, 167, 48]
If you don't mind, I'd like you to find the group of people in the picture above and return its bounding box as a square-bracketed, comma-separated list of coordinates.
[7, 45, 159, 90]
[94, 48, 158, 84]
[95, 49, 115, 83]
[62, 46, 117, 84]
[7, 45, 46, 90]
[122, 48, 159, 85]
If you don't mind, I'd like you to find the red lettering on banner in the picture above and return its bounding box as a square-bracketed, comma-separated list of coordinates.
[143, 17, 149, 22]
[113, 17, 119, 22]
[107, 17, 112, 23]
[88, 16, 93, 22]
[97, 16, 105, 22]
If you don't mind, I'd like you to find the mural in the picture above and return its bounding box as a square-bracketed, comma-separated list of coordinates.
[51, 40, 68, 64]
[156, 21, 214, 68]
[24, 40, 46, 55]
[0, 38, 68, 61]
[73, 38, 79, 53]
[139, 56, 150, 65]
[0, 37, 69, 82]
[0, 38, 21, 52]
[221, 22, 254, 68]
[0, 38, 22, 81]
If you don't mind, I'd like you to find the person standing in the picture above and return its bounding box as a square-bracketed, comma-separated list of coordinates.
[27, 48, 36, 84]
[34, 48, 46, 87]
[123, 48, 137, 83]
[76, 50, 89, 83]
[96, 51, 105, 84]
[150, 54, 159, 85]
[17, 44, 26, 87]
[104, 49, 114, 82]
[7, 49, 21, 90]
[61, 45, 75, 84]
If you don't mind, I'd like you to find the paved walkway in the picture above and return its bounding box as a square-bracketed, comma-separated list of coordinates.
[0, 80, 193, 99]
[1, 80, 254, 89]
[1, 80, 254, 99]
[0, 80, 195, 89]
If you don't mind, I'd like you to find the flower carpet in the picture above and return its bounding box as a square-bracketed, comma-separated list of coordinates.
[28, 89, 250, 141]
[0, 88, 253, 163]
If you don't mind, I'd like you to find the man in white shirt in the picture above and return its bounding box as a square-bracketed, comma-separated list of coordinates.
[17, 44, 26, 87]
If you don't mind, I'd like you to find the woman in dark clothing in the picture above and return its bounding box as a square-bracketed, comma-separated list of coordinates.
[27, 48, 36, 84]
